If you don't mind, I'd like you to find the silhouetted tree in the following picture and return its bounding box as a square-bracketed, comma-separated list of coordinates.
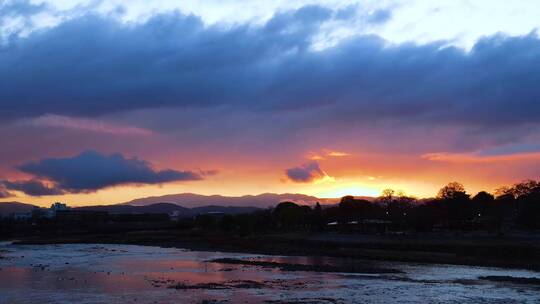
[437, 182, 468, 200]
[377, 189, 415, 227]
[273, 201, 311, 230]
[311, 202, 324, 231]
[471, 191, 504, 233]
[436, 182, 472, 223]
[511, 180, 540, 198]
[378, 189, 395, 206]
[472, 191, 495, 214]
[472, 191, 494, 204]
[495, 193, 516, 219]
[339, 196, 381, 222]
[507, 180, 540, 228]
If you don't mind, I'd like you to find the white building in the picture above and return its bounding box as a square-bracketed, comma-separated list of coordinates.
[46, 202, 70, 218]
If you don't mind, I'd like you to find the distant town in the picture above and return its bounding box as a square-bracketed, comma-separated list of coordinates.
[2, 180, 540, 239]
[7, 201, 197, 222]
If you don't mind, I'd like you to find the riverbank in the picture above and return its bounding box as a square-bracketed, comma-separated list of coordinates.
[11, 230, 540, 270]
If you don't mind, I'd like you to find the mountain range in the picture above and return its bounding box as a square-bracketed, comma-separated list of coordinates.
[123, 193, 339, 208]
[0, 202, 37, 216]
[0, 193, 346, 217]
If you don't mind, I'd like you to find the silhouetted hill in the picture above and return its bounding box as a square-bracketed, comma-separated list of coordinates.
[76, 203, 261, 217]
[123, 193, 339, 208]
[0, 201, 262, 218]
[0, 193, 372, 218]
[191, 205, 260, 215]
[0, 202, 38, 216]
[76, 203, 192, 215]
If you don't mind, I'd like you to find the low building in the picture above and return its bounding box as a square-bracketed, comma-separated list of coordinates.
[326, 219, 392, 234]
[47, 202, 69, 218]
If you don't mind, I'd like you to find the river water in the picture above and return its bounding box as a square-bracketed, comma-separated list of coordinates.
[0, 242, 539, 303]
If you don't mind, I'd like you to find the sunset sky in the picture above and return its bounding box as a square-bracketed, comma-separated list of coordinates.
[2, 0, 540, 206]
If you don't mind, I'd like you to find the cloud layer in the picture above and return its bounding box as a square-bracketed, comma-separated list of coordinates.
[1, 2, 540, 201]
[2, 151, 205, 196]
[0, 5, 539, 130]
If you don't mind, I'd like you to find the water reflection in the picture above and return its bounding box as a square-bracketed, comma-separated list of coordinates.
[0, 242, 539, 304]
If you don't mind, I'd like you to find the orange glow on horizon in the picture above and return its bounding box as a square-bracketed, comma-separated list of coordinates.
[2, 150, 537, 207]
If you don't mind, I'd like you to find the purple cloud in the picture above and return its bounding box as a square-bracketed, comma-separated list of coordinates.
[2, 180, 64, 196]
[6, 151, 208, 195]
[0, 186, 14, 198]
[286, 161, 326, 183]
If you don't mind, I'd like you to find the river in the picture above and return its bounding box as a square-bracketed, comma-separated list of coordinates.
[0, 242, 539, 303]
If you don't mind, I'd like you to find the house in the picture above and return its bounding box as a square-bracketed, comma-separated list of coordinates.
[48, 202, 69, 217]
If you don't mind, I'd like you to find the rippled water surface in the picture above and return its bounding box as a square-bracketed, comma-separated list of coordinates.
[0, 242, 539, 303]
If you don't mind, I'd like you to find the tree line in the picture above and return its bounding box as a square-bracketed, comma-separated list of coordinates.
[193, 180, 540, 234]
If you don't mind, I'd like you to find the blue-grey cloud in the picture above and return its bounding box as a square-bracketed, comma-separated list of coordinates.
[0, 0, 49, 41]
[12, 150, 204, 194]
[0, 0, 47, 18]
[286, 161, 325, 183]
[2, 179, 65, 196]
[366, 9, 392, 24]
[0, 4, 540, 131]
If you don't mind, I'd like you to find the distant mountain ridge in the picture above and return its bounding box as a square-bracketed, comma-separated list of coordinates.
[0, 202, 36, 216]
[0, 202, 260, 218]
[0, 193, 352, 217]
[122, 193, 340, 208]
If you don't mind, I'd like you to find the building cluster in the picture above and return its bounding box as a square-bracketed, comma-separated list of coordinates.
[9, 202, 70, 220]
[3, 203, 224, 223]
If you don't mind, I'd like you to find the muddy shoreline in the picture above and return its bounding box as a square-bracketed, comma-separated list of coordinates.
[8, 230, 540, 271]
[208, 258, 403, 274]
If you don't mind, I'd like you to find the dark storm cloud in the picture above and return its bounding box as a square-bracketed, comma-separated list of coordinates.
[12, 150, 203, 194]
[1, 4, 540, 129]
[0, 5, 334, 117]
[286, 161, 325, 183]
[2, 179, 65, 196]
